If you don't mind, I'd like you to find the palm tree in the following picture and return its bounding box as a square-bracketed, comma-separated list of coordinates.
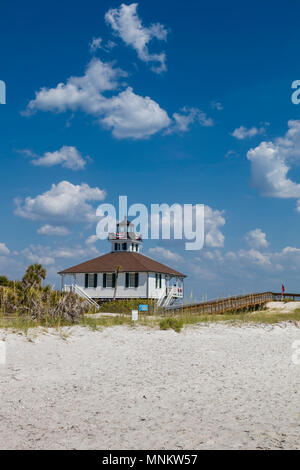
[22, 264, 47, 289]
[113, 265, 123, 300]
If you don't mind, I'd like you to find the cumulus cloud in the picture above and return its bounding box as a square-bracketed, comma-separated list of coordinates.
[150, 204, 225, 248]
[21, 243, 99, 267]
[24, 58, 125, 115]
[237, 248, 271, 266]
[247, 120, 300, 209]
[0, 242, 10, 256]
[37, 225, 70, 236]
[167, 107, 213, 134]
[204, 206, 225, 248]
[100, 86, 170, 138]
[23, 58, 170, 139]
[245, 228, 269, 249]
[14, 181, 106, 224]
[148, 246, 183, 262]
[231, 125, 266, 140]
[105, 3, 168, 73]
[29, 146, 87, 170]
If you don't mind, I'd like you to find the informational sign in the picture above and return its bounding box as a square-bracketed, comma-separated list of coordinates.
[139, 304, 148, 312]
[132, 310, 138, 321]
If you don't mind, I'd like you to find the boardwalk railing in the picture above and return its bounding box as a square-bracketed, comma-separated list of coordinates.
[166, 291, 300, 315]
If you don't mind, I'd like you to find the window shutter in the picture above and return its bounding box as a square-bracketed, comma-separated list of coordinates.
[85, 274, 88, 288]
[125, 273, 129, 288]
[112, 273, 116, 288]
[159, 274, 162, 289]
[155, 273, 158, 289]
[135, 272, 139, 288]
[103, 273, 107, 288]
[94, 273, 98, 288]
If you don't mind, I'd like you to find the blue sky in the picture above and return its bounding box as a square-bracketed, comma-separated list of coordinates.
[1, 0, 300, 299]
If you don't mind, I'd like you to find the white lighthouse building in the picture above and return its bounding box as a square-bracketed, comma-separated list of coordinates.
[59, 218, 185, 307]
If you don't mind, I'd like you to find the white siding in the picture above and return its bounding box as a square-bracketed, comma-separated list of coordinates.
[63, 271, 182, 300]
[74, 272, 148, 299]
[148, 272, 166, 299]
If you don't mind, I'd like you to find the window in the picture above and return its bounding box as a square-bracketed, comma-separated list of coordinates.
[85, 273, 97, 288]
[103, 273, 115, 288]
[122, 243, 127, 251]
[126, 272, 139, 288]
[115, 243, 120, 251]
[155, 274, 162, 289]
[107, 274, 113, 287]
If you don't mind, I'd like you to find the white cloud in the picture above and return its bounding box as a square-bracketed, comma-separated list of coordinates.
[232, 125, 266, 140]
[52, 245, 99, 259]
[150, 204, 225, 248]
[21, 243, 99, 267]
[238, 248, 271, 266]
[24, 58, 125, 115]
[100, 86, 170, 139]
[22, 246, 55, 266]
[0, 243, 10, 256]
[105, 3, 168, 73]
[203, 250, 224, 262]
[29, 146, 87, 170]
[245, 228, 269, 249]
[89, 37, 102, 53]
[85, 234, 98, 244]
[167, 107, 213, 134]
[247, 120, 300, 209]
[204, 206, 225, 248]
[148, 246, 183, 262]
[225, 149, 239, 159]
[23, 58, 171, 140]
[210, 101, 223, 111]
[14, 180, 106, 224]
[37, 225, 70, 236]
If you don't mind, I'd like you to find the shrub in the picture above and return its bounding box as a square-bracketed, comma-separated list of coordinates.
[0, 285, 91, 323]
[159, 317, 183, 333]
[98, 298, 157, 314]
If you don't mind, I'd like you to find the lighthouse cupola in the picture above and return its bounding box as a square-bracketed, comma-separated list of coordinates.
[108, 217, 143, 253]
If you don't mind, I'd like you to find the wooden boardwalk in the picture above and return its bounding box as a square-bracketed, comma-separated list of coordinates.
[167, 292, 300, 315]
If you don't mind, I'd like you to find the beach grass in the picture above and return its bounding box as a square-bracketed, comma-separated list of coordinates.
[1, 308, 300, 334]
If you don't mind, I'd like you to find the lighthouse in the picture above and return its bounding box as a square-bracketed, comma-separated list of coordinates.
[59, 218, 186, 307]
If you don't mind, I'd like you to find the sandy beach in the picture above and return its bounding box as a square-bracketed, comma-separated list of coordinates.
[0, 322, 300, 450]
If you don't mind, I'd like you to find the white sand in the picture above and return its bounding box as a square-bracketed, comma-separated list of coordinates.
[0, 323, 300, 450]
[265, 301, 300, 313]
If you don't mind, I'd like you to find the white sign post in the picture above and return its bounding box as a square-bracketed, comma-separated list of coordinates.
[132, 310, 138, 322]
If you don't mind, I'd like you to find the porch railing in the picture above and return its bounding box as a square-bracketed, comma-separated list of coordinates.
[63, 284, 100, 310]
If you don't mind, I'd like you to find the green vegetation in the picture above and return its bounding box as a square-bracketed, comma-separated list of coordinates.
[0, 265, 93, 330]
[1, 268, 300, 334]
[22, 263, 46, 289]
[159, 309, 300, 330]
[98, 297, 161, 314]
[159, 317, 183, 333]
